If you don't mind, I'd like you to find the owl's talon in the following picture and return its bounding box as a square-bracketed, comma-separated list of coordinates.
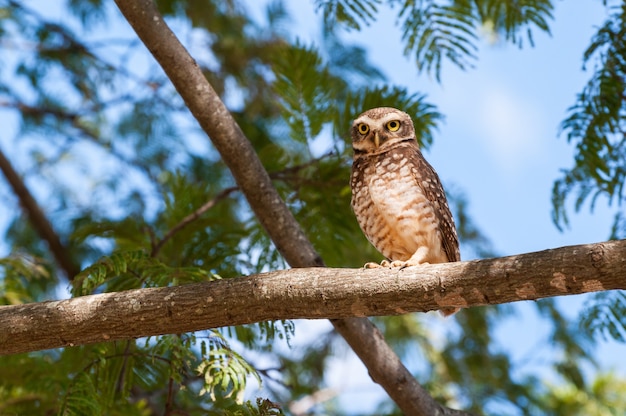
[363, 260, 394, 268]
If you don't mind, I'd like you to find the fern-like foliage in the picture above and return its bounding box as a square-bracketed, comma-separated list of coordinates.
[0, 254, 52, 304]
[315, 0, 381, 30]
[198, 338, 262, 405]
[314, 0, 554, 79]
[474, 0, 554, 47]
[58, 371, 103, 416]
[399, 1, 478, 80]
[553, 3, 626, 231]
[72, 249, 217, 296]
[580, 291, 626, 343]
[272, 42, 337, 144]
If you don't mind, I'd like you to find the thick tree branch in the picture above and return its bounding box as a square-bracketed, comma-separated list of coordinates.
[2, 240, 625, 355]
[0, 147, 79, 279]
[112, 1, 453, 414]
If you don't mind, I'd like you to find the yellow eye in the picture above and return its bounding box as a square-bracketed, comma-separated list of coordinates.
[386, 120, 401, 132]
[357, 123, 370, 135]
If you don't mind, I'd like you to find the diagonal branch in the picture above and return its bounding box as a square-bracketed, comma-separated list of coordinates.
[1, 239, 625, 355]
[111, 1, 458, 414]
[114, 0, 324, 268]
[0, 147, 79, 279]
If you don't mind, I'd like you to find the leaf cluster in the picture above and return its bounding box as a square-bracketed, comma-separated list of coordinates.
[316, 0, 554, 79]
[553, 3, 626, 234]
[548, 2, 626, 353]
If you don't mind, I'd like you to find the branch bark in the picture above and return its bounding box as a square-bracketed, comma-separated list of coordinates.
[0, 147, 79, 279]
[112, 1, 457, 414]
[2, 240, 625, 354]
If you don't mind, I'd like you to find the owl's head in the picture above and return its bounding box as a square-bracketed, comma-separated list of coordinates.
[351, 107, 416, 155]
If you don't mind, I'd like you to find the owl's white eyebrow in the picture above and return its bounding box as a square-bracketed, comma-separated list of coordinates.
[353, 116, 374, 125]
[354, 114, 396, 125]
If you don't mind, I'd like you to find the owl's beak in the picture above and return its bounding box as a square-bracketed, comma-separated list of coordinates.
[374, 132, 380, 148]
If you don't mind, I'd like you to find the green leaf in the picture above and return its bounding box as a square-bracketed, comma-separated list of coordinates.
[271, 42, 337, 144]
[555, 4, 626, 230]
[197, 345, 261, 405]
[580, 291, 626, 344]
[315, 0, 381, 31]
[399, 1, 478, 80]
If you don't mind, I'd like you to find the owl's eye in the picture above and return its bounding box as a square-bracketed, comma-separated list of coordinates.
[357, 123, 370, 135]
[386, 120, 401, 132]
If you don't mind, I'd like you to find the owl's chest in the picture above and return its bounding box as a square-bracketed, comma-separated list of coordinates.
[350, 151, 438, 260]
[351, 152, 426, 211]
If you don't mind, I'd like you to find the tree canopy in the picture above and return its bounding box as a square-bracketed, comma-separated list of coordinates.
[0, 0, 625, 415]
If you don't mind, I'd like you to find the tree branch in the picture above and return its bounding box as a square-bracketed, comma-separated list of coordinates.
[113, 0, 323, 269]
[112, 1, 450, 414]
[0, 147, 79, 279]
[2, 240, 625, 355]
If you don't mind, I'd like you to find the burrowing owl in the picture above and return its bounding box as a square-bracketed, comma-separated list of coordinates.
[350, 107, 460, 270]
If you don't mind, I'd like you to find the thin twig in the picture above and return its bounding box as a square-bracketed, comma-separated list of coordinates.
[165, 375, 175, 416]
[268, 151, 335, 181]
[116, 341, 133, 395]
[151, 186, 238, 257]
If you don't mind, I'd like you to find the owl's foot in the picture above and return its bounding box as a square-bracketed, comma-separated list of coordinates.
[389, 260, 409, 268]
[389, 260, 430, 268]
[363, 260, 394, 268]
[363, 259, 430, 268]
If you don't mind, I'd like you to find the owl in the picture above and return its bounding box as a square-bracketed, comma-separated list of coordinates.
[350, 107, 460, 271]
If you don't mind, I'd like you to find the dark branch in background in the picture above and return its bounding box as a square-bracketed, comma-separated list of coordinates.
[0, 99, 161, 187]
[5, 0, 157, 89]
[0, 101, 86, 132]
[113, 1, 461, 414]
[0, 147, 79, 279]
[268, 151, 335, 182]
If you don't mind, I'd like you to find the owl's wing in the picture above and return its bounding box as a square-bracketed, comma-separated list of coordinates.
[414, 151, 461, 262]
